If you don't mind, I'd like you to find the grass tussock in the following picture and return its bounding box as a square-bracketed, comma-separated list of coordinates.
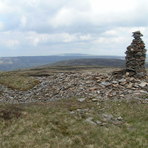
[0, 99, 148, 148]
[0, 72, 39, 91]
[0, 105, 23, 120]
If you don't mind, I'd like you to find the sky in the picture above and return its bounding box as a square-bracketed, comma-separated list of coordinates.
[0, 0, 148, 57]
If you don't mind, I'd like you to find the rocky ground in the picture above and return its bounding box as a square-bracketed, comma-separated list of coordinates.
[0, 71, 148, 104]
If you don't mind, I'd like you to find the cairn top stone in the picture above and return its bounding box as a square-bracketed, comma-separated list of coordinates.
[132, 31, 143, 39]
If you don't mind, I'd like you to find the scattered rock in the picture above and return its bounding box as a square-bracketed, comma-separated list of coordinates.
[95, 120, 102, 125]
[139, 82, 148, 87]
[77, 98, 86, 102]
[101, 82, 111, 86]
[97, 91, 101, 94]
[92, 98, 98, 102]
[102, 114, 114, 121]
[126, 83, 133, 89]
[0, 71, 147, 104]
[85, 117, 96, 125]
[117, 116, 123, 121]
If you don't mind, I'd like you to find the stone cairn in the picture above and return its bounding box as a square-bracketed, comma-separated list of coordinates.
[125, 31, 147, 78]
[112, 31, 147, 79]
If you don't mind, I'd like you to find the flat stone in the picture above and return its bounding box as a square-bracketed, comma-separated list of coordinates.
[136, 72, 145, 78]
[136, 52, 142, 56]
[95, 120, 102, 125]
[102, 114, 113, 121]
[118, 78, 126, 83]
[101, 82, 111, 86]
[92, 98, 98, 102]
[139, 90, 148, 93]
[112, 81, 118, 84]
[117, 116, 123, 121]
[97, 91, 101, 94]
[139, 82, 148, 87]
[85, 117, 96, 125]
[126, 83, 133, 89]
[77, 98, 86, 102]
[120, 94, 125, 97]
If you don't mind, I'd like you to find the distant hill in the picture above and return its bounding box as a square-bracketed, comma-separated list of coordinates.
[0, 55, 124, 71]
[52, 58, 126, 67]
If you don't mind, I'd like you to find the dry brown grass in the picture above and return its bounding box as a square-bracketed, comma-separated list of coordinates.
[0, 99, 148, 148]
[0, 72, 39, 91]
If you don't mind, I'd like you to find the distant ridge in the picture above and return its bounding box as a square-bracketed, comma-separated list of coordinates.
[52, 58, 125, 67]
[0, 54, 124, 71]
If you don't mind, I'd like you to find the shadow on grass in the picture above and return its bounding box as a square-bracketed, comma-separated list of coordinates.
[0, 105, 23, 120]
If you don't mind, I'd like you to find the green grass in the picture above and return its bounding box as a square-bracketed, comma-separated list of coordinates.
[0, 99, 148, 148]
[0, 72, 39, 91]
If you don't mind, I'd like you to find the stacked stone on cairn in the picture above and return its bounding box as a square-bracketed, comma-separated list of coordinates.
[112, 31, 147, 79]
[125, 31, 147, 78]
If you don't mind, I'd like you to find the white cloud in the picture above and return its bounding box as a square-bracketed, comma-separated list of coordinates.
[103, 27, 147, 39]
[25, 32, 92, 45]
[90, 0, 137, 13]
[20, 16, 27, 28]
[0, 31, 21, 48]
[26, 32, 50, 46]
[6, 40, 20, 48]
[0, 1, 12, 13]
[80, 34, 92, 41]
[0, 0, 148, 56]
[0, 22, 4, 31]
[0, 39, 20, 49]
[103, 30, 118, 36]
[94, 36, 125, 45]
[62, 33, 77, 43]
[91, 26, 148, 55]
[49, 0, 141, 27]
[49, 7, 88, 27]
